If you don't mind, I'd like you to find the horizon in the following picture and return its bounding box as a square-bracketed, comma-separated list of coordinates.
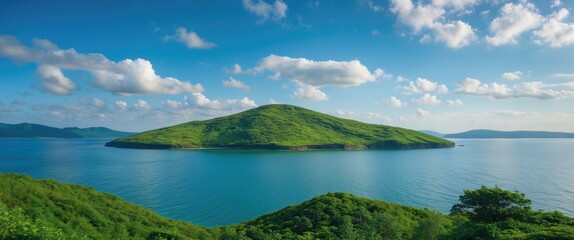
[2, 0, 574, 133]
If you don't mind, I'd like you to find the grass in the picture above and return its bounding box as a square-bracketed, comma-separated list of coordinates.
[107, 104, 454, 150]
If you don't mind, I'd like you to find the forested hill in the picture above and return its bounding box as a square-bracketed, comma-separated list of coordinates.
[0, 123, 134, 138]
[2, 174, 574, 239]
[106, 104, 454, 150]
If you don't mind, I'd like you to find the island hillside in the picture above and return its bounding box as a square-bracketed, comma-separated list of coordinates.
[2, 174, 573, 239]
[105, 104, 454, 150]
[0, 123, 135, 138]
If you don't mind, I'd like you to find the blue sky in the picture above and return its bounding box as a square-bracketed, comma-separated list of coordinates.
[1, 0, 574, 133]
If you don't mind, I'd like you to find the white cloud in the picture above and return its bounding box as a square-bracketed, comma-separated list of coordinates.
[446, 99, 464, 106]
[371, 29, 381, 36]
[374, 68, 392, 79]
[431, 0, 479, 10]
[390, 0, 444, 32]
[223, 77, 250, 91]
[432, 21, 477, 48]
[257, 55, 379, 87]
[552, 73, 574, 79]
[293, 85, 328, 101]
[486, 1, 543, 46]
[268, 99, 280, 104]
[551, 0, 562, 8]
[243, 0, 288, 23]
[415, 108, 430, 118]
[165, 27, 216, 49]
[115, 101, 128, 111]
[360, 0, 382, 12]
[413, 93, 441, 105]
[36, 64, 77, 95]
[384, 96, 405, 107]
[501, 71, 523, 80]
[0, 35, 203, 95]
[163, 99, 181, 109]
[456, 77, 574, 99]
[134, 100, 152, 112]
[533, 8, 574, 47]
[186, 93, 258, 110]
[396, 75, 408, 82]
[402, 77, 448, 94]
[225, 63, 243, 74]
[389, 0, 477, 48]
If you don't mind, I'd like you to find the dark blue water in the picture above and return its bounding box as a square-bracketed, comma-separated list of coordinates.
[1, 138, 573, 226]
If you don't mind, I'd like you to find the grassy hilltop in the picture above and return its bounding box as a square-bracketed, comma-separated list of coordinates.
[106, 104, 454, 150]
[2, 174, 574, 239]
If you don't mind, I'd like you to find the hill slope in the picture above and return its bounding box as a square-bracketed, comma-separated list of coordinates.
[2, 174, 574, 240]
[106, 104, 454, 150]
[0, 174, 212, 239]
[0, 123, 135, 138]
[445, 129, 574, 138]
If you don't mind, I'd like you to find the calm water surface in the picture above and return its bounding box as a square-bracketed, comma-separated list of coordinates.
[1, 138, 573, 226]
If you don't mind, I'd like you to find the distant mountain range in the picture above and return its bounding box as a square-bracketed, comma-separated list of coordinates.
[0, 123, 135, 138]
[421, 129, 574, 138]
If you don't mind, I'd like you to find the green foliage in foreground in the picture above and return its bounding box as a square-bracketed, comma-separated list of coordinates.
[106, 104, 454, 150]
[1, 174, 573, 240]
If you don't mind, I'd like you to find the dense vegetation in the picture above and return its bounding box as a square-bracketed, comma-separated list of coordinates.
[444, 129, 574, 138]
[0, 123, 134, 138]
[1, 174, 573, 239]
[106, 104, 454, 150]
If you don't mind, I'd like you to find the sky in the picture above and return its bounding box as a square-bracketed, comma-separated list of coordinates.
[1, 0, 574, 133]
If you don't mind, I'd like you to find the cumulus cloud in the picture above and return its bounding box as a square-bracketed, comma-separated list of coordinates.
[243, 0, 288, 23]
[257, 55, 380, 87]
[447, 99, 464, 106]
[551, 0, 562, 8]
[293, 85, 328, 101]
[402, 77, 448, 94]
[0, 35, 203, 95]
[384, 96, 405, 107]
[255, 55, 383, 100]
[222, 77, 250, 91]
[184, 93, 258, 110]
[533, 8, 574, 47]
[224, 63, 243, 74]
[431, 0, 479, 10]
[486, 1, 543, 46]
[389, 0, 477, 48]
[456, 77, 574, 99]
[413, 93, 441, 105]
[432, 21, 477, 48]
[390, 0, 444, 32]
[36, 64, 77, 95]
[502, 71, 523, 80]
[115, 101, 128, 111]
[165, 27, 216, 49]
[415, 108, 430, 118]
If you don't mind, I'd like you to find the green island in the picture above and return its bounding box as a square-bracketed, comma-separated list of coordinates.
[105, 104, 454, 150]
[2, 174, 573, 240]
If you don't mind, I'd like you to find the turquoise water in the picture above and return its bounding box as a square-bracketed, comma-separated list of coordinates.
[1, 138, 573, 226]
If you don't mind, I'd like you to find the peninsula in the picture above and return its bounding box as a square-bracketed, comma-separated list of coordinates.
[0, 123, 135, 139]
[105, 104, 454, 150]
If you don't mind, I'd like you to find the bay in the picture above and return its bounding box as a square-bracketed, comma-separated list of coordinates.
[1, 138, 573, 226]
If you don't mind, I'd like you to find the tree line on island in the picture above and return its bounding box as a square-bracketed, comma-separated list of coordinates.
[1, 174, 573, 240]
